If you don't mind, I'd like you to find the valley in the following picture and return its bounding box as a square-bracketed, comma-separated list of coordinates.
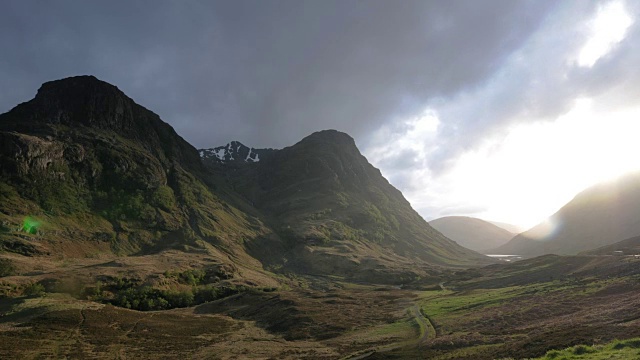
[1, 76, 640, 359]
[2, 253, 640, 359]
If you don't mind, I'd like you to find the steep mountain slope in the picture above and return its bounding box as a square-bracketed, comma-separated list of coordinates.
[202, 130, 492, 282]
[429, 216, 514, 252]
[0, 75, 272, 278]
[491, 173, 640, 257]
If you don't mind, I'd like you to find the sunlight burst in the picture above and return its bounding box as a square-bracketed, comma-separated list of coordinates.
[577, 0, 633, 67]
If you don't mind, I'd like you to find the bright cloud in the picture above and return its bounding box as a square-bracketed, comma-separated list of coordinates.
[577, 1, 634, 67]
[364, 111, 440, 191]
[365, 1, 640, 230]
[369, 100, 640, 230]
[367, 111, 439, 167]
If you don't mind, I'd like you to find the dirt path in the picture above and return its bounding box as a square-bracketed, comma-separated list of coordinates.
[409, 305, 436, 344]
[346, 350, 376, 360]
[342, 305, 437, 359]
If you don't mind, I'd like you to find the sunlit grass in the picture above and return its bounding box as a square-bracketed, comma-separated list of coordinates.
[421, 286, 524, 318]
[530, 338, 640, 359]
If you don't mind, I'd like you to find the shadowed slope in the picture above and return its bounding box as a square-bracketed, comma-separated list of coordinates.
[203, 130, 492, 283]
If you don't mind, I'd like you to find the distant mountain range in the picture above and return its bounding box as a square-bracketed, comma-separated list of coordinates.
[487, 221, 525, 235]
[0, 76, 490, 285]
[429, 216, 515, 252]
[490, 172, 640, 257]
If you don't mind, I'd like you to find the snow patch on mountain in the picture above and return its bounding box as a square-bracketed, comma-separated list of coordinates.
[199, 141, 274, 164]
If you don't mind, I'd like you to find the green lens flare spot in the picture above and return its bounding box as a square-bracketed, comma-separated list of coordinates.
[22, 217, 40, 234]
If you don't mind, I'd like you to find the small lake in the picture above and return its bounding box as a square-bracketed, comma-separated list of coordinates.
[485, 254, 522, 261]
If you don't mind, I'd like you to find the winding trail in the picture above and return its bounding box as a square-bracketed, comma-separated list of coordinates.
[342, 304, 437, 359]
[410, 305, 435, 344]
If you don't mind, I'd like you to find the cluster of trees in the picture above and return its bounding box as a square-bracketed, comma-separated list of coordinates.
[108, 284, 245, 311]
[88, 274, 271, 311]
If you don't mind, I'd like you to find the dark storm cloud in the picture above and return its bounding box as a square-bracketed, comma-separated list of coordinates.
[0, 0, 556, 150]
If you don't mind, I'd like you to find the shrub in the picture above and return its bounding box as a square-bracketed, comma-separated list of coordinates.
[572, 345, 593, 355]
[24, 282, 45, 297]
[0, 259, 16, 277]
[544, 349, 561, 359]
[612, 339, 640, 350]
[151, 185, 176, 210]
[194, 285, 219, 303]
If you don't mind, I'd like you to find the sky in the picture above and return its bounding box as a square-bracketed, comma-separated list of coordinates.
[2, 0, 640, 230]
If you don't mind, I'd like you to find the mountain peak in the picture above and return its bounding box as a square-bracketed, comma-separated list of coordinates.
[1, 75, 201, 168]
[299, 129, 356, 148]
[34, 75, 127, 106]
[37, 75, 115, 94]
[3, 75, 160, 136]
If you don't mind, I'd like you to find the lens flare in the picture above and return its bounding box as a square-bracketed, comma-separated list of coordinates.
[22, 217, 40, 234]
[526, 217, 561, 240]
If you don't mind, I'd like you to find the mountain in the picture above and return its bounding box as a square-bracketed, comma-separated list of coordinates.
[3, 76, 639, 360]
[201, 130, 492, 282]
[0, 75, 273, 282]
[0, 75, 490, 287]
[429, 216, 514, 252]
[491, 173, 640, 257]
[488, 220, 524, 234]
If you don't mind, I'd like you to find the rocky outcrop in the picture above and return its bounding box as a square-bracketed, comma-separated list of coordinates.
[1, 76, 202, 171]
[0, 132, 65, 175]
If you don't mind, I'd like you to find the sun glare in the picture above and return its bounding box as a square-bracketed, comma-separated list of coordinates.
[416, 99, 640, 230]
[577, 0, 633, 67]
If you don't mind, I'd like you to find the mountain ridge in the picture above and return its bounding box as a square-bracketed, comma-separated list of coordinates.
[202, 128, 492, 282]
[0, 75, 491, 286]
